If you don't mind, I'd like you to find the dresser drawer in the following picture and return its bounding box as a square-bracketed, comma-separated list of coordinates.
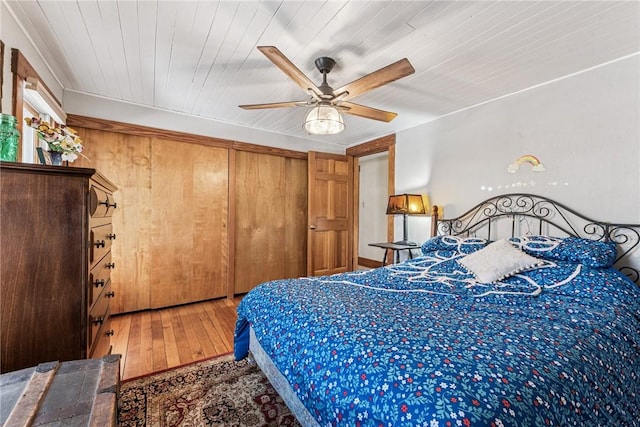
[89, 186, 117, 218]
[89, 312, 113, 359]
[90, 224, 115, 267]
[89, 261, 112, 311]
[88, 292, 110, 354]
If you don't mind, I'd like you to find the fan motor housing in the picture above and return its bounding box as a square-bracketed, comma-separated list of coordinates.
[315, 57, 336, 74]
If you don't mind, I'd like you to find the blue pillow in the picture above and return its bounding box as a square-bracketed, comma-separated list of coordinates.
[508, 235, 617, 268]
[421, 235, 489, 255]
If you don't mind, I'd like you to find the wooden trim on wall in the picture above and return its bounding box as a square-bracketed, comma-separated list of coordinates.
[1, 40, 4, 105]
[11, 71, 23, 159]
[11, 49, 62, 106]
[66, 114, 309, 160]
[10, 50, 25, 160]
[346, 133, 395, 157]
[346, 133, 396, 267]
[352, 157, 360, 268]
[358, 257, 383, 269]
[11, 50, 65, 161]
[387, 144, 396, 247]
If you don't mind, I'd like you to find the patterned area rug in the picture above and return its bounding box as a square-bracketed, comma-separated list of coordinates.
[119, 354, 301, 426]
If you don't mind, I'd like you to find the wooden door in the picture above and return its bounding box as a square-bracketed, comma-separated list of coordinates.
[307, 151, 353, 276]
[149, 138, 229, 309]
[234, 151, 307, 294]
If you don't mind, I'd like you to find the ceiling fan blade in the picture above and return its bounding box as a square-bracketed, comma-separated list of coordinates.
[257, 46, 322, 98]
[239, 101, 306, 110]
[340, 101, 398, 122]
[334, 58, 415, 101]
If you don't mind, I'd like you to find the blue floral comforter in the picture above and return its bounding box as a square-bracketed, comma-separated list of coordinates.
[234, 236, 640, 426]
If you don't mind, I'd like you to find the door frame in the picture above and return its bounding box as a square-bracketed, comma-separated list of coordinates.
[346, 134, 396, 267]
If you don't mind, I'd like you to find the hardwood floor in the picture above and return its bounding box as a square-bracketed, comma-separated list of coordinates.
[110, 296, 244, 380]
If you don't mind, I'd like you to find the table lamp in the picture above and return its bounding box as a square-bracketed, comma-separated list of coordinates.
[386, 194, 426, 245]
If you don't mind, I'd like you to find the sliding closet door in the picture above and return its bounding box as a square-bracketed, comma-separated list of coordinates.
[72, 122, 310, 311]
[150, 139, 229, 308]
[233, 151, 307, 294]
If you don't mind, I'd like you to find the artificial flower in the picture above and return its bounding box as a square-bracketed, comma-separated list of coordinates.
[24, 117, 85, 162]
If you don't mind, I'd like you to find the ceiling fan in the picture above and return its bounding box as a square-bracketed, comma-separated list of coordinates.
[239, 46, 415, 126]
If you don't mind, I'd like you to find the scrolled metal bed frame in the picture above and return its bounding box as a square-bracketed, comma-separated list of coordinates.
[431, 193, 640, 284]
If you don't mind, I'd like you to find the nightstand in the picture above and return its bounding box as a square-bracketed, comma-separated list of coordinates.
[368, 242, 421, 266]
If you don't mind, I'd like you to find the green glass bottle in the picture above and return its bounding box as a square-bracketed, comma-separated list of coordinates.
[0, 114, 20, 162]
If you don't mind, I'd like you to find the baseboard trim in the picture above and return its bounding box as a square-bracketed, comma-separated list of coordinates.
[358, 257, 382, 269]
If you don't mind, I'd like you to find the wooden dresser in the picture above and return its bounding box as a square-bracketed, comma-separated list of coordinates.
[0, 162, 118, 373]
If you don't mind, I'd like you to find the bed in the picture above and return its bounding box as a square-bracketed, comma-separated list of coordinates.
[234, 193, 640, 426]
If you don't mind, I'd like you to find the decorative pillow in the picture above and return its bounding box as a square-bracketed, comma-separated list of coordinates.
[421, 235, 489, 255]
[458, 239, 544, 283]
[509, 235, 617, 268]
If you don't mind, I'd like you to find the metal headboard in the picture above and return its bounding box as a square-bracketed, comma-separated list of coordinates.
[431, 193, 640, 284]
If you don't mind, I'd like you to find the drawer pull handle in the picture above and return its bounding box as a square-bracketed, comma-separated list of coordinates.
[107, 233, 116, 240]
[94, 279, 105, 288]
[94, 317, 104, 325]
[106, 262, 115, 269]
[106, 291, 115, 298]
[106, 330, 115, 337]
[95, 240, 106, 248]
[100, 200, 117, 209]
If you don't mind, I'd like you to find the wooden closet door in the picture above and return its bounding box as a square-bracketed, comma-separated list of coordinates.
[150, 139, 229, 308]
[233, 151, 307, 294]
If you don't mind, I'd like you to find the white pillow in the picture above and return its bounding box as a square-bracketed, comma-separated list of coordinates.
[458, 239, 543, 283]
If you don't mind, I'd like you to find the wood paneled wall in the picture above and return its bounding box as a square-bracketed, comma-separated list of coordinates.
[71, 121, 307, 313]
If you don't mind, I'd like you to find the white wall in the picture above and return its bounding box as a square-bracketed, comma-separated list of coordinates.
[63, 90, 345, 155]
[358, 152, 388, 261]
[395, 54, 640, 245]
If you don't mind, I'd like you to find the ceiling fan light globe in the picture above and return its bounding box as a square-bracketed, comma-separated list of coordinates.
[304, 105, 345, 135]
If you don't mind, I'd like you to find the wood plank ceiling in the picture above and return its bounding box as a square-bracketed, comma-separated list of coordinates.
[6, 1, 639, 147]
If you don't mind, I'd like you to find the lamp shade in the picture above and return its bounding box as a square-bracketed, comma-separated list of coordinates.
[386, 194, 426, 215]
[303, 105, 345, 135]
